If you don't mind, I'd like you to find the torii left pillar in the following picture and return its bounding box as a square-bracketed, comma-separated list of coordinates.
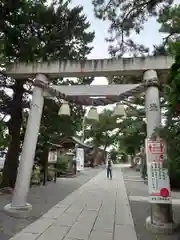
[4, 74, 48, 217]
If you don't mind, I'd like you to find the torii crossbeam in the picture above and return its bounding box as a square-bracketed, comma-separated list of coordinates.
[44, 83, 145, 106]
[5, 56, 173, 78]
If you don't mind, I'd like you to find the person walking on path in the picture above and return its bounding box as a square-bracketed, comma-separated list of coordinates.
[106, 157, 113, 179]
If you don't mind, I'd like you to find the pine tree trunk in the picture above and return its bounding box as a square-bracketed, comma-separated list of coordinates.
[1, 80, 24, 189]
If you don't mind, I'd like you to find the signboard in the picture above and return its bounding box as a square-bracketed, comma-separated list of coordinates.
[76, 148, 84, 171]
[147, 140, 164, 155]
[48, 150, 57, 163]
[145, 139, 171, 204]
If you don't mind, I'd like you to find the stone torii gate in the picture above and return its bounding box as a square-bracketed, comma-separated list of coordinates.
[3, 56, 175, 233]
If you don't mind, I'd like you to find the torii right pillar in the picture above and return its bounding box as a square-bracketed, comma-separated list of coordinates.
[144, 70, 176, 234]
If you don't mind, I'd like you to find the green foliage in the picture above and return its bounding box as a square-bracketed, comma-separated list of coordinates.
[0, 0, 95, 187]
[85, 106, 146, 158]
[156, 4, 180, 187]
[163, 52, 180, 115]
[117, 115, 146, 155]
[0, 0, 95, 116]
[1, 0, 94, 63]
[31, 165, 41, 185]
[154, 4, 180, 56]
[38, 98, 84, 148]
[158, 122, 180, 188]
[92, 0, 173, 56]
[158, 4, 180, 40]
[56, 155, 69, 172]
[159, 51, 180, 187]
[85, 109, 121, 149]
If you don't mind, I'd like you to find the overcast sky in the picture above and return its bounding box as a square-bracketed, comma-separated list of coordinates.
[70, 0, 164, 59]
[70, 0, 176, 85]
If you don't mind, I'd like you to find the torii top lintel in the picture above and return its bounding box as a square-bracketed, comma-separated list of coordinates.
[5, 56, 173, 79]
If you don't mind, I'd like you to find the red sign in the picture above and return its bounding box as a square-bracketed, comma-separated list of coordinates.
[160, 188, 169, 198]
[148, 141, 164, 154]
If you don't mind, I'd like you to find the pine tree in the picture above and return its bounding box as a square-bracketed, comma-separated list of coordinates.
[92, 0, 173, 56]
[0, 0, 94, 188]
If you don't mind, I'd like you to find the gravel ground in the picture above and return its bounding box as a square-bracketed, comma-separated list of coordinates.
[0, 167, 102, 240]
[122, 167, 180, 240]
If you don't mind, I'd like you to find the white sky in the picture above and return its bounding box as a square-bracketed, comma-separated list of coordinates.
[70, 0, 170, 85]
[71, 0, 164, 58]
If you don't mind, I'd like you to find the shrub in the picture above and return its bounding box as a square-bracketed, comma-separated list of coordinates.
[56, 154, 69, 173]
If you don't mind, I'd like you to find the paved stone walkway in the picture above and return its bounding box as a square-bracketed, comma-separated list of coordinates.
[10, 166, 137, 240]
[122, 166, 180, 240]
[0, 168, 102, 240]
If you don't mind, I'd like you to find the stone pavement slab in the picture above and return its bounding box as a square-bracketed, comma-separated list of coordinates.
[9, 166, 137, 240]
[122, 166, 180, 240]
